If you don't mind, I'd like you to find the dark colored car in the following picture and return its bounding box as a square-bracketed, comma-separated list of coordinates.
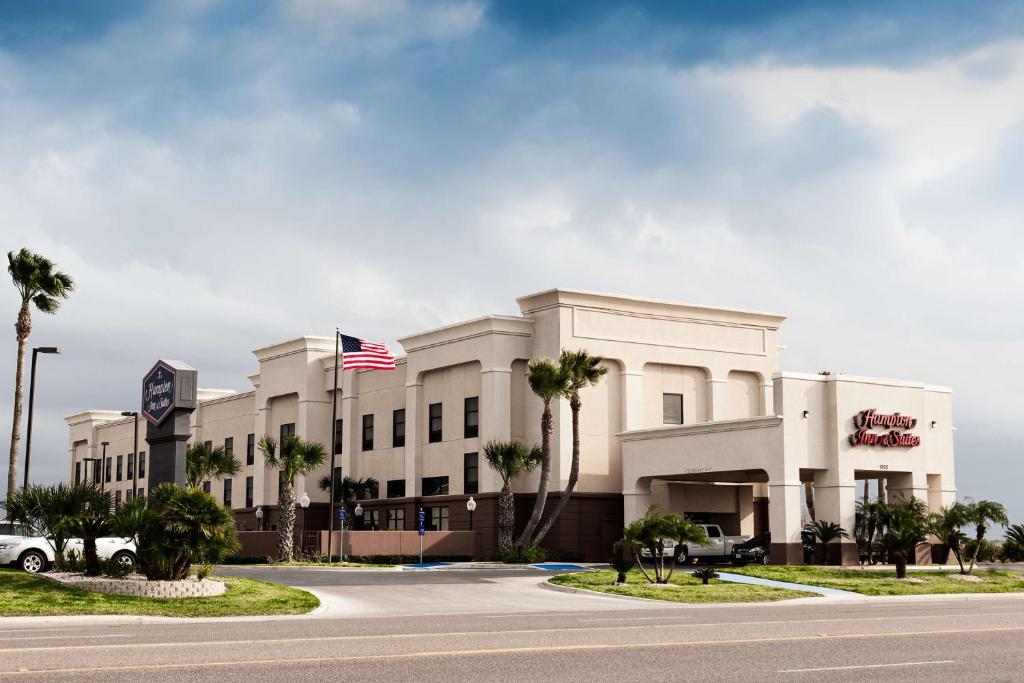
[731, 532, 770, 566]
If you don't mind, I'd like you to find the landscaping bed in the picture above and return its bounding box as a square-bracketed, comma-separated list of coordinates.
[550, 569, 816, 603]
[726, 566, 1024, 596]
[45, 572, 226, 598]
[0, 567, 319, 617]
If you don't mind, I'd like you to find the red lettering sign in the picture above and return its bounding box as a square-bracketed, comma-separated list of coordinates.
[848, 409, 920, 448]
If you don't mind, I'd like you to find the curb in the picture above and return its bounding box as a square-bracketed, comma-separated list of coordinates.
[539, 577, 825, 607]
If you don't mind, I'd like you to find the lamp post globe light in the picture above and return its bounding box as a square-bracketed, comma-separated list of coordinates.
[120, 410, 139, 498]
[22, 346, 60, 489]
[298, 493, 310, 557]
[255, 505, 264, 531]
[354, 502, 363, 530]
[466, 496, 477, 531]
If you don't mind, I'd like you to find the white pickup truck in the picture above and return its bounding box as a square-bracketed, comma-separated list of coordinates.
[641, 524, 751, 564]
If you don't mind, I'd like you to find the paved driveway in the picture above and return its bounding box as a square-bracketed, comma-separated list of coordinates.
[217, 565, 660, 618]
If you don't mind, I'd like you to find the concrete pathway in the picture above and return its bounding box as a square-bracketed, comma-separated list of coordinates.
[716, 571, 862, 597]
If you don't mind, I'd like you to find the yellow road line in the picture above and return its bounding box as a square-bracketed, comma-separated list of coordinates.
[1, 626, 1022, 677]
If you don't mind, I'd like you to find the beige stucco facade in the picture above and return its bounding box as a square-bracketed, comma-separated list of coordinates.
[66, 288, 956, 563]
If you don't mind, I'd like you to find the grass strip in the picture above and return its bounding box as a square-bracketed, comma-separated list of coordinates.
[550, 569, 815, 603]
[726, 566, 1024, 596]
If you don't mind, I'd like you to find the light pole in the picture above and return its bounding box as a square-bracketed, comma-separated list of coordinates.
[354, 502, 364, 531]
[121, 411, 139, 499]
[299, 493, 310, 558]
[255, 506, 264, 531]
[22, 346, 60, 489]
[466, 496, 476, 531]
[99, 442, 109, 494]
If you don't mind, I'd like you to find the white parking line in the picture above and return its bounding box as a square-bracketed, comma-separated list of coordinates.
[780, 660, 954, 673]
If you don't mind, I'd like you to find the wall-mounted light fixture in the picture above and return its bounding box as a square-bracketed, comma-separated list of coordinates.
[930, 420, 937, 428]
[802, 410, 810, 418]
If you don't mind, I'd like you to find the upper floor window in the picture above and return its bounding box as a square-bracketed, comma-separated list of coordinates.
[224, 437, 234, 457]
[280, 423, 295, 441]
[126, 455, 134, 480]
[362, 414, 374, 451]
[223, 479, 233, 507]
[105, 457, 112, 483]
[392, 409, 406, 448]
[116, 455, 123, 481]
[204, 440, 213, 451]
[75, 462, 81, 485]
[464, 397, 479, 439]
[138, 452, 146, 478]
[387, 479, 406, 498]
[428, 403, 442, 443]
[202, 481, 211, 494]
[334, 419, 344, 455]
[464, 453, 478, 495]
[421, 475, 449, 497]
[246, 434, 255, 466]
[245, 476, 254, 508]
[663, 393, 684, 425]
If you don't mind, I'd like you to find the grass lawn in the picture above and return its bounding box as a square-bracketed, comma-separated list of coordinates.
[726, 565, 1024, 596]
[0, 568, 319, 617]
[550, 569, 816, 603]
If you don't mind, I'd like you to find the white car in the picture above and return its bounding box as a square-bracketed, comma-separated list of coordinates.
[0, 520, 136, 574]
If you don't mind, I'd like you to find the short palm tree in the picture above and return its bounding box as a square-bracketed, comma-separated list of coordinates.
[927, 503, 969, 572]
[185, 442, 241, 490]
[623, 509, 707, 584]
[880, 498, 929, 578]
[6, 248, 74, 501]
[64, 489, 114, 576]
[803, 520, 849, 565]
[1, 482, 96, 570]
[316, 475, 378, 527]
[259, 435, 326, 562]
[517, 358, 568, 548]
[1006, 523, 1024, 548]
[857, 499, 888, 564]
[964, 499, 1008, 574]
[533, 349, 607, 545]
[483, 440, 543, 554]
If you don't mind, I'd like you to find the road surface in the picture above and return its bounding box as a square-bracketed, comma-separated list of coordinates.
[1, 566, 1022, 681]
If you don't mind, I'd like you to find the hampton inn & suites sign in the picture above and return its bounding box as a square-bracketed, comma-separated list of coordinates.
[848, 409, 921, 448]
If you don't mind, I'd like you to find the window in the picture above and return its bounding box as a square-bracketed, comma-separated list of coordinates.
[75, 462, 81, 485]
[387, 479, 406, 498]
[706, 526, 721, 538]
[93, 460, 102, 483]
[224, 437, 234, 457]
[279, 423, 295, 441]
[366, 510, 380, 531]
[137, 488, 144, 500]
[387, 508, 405, 530]
[223, 479, 232, 507]
[428, 403, 442, 443]
[392, 409, 405, 448]
[362, 414, 374, 451]
[245, 476, 254, 508]
[105, 457, 112, 483]
[464, 453, 479, 495]
[334, 419, 343, 455]
[464, 397, 479, 438]
[333, 466, 342, 489]
[663, 393, 684, 425]
[427, 506, 450, 531]
[421, 476, 449, 497]
[126, 455, 134, 480]
[116, 455, 123, 481]
[115, 490, 121, 505]
[126, 489, 133, 501]
[202, 481, 211, 494]
[246, 434, 255, 465]
[204, 440, 212, 451]
[138, 452, 145, 478]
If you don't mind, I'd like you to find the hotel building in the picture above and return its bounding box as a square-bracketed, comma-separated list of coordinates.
[66, 289, 956, 563]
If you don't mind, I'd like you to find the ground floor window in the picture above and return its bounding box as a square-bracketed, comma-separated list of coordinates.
[426, 506, 449, 531]
[422, 475, 449, 497]
[365, 509, 380, 530]
[387, 508, 405, 530]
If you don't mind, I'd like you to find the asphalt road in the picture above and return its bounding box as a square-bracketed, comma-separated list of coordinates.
[2, 567, 1023, 681]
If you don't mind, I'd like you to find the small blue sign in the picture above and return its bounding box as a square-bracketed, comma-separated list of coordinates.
[418, 509, 425, 522]
[339, 508, 347, 521]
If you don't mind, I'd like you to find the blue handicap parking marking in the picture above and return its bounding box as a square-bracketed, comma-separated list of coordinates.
[531, 563, 588, 571]
[404, 562, 451, 569]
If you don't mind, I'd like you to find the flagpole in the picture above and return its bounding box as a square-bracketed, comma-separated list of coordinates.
[327, 327, 340, 564]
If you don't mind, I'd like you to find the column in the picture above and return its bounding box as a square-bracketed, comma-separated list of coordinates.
[887, 471, 933, 564]
[619, 368, 645, 431]
[760, 381, 774, 416]
[479, 366, 512, 493]
[738, 485, 755, 536]
[813, 470, 858, 565]
[768, 479, 804, 564]
[404, 380, 422, 496]
[706, 377, 728, 421]
[623, 478, 653, 526]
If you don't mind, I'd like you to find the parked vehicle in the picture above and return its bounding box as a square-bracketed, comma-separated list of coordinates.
[0, 520, 136, 574]
[640, 524, 751, 563]
[731, 532, 771, 566]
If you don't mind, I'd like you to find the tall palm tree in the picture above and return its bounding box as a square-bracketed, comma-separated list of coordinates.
[964, 499, 1008, 574]
[185, 442, 241, 490]
[483, 440, 543, 554]
[258, 434, 326, 562]
[517, 358, 568, 548]
[533, 349, 607, 544]
[6, 249, 74, 501]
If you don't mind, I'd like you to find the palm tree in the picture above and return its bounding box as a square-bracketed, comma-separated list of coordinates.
[6, 249, 74, 501]
[857, 499, 888, 564]
[185, 442, 241, 489]
[881, 498, 929, 579]
[316, 475, 378, 527]
[65, 489, 114, 576]
[1006, 523, 1024, 548]
[517, 358, 568, 549]
[1, 482, 95, 570]
[533, 350, 607, 545]
[482, 440, 543, 554]
[259, 435, 326, 562]
[803, 520, 849, 565]
[623, 509, 708, 584]
[927, 503, 969, 572]
[964, 499, 1008, 574]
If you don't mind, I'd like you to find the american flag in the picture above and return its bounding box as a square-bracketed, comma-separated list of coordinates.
[340, 334, 396, 370]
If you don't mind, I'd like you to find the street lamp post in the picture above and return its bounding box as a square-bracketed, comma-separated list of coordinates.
[354, 502, 364, 531]
[466, 496, 477, 531]
[121, 411, 139, 499]
[99, 442, 109, 494]
[255, 506, 264, 531]
[22, 346, 60, 489]
[298, 493, 310, 559]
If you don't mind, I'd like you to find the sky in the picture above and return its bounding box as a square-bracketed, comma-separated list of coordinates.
[0, 0, 1021, 526]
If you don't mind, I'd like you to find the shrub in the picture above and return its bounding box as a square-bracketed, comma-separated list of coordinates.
[964, 538, 1000, 563]
[195, 563, 214, 580]
[63, 549, 85, 573]
[609, 540, 634, 584]
[692, 567, 719, 585]
[1001, 541, 1024, 563]
[494, 544, 547, 564]
[99, 557, 133, 579]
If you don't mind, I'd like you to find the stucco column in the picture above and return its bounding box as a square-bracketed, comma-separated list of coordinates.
[479, 366, 512, 493]
[253, 401, 270, 506]
[768, 479, 804, 564]
[620, 368, 645, 431]
[706, 377, 728, 422]
[404, 380, 422, 496]
[760, 381, 774, 416]
[738, 485, 754, 536]
[623, 481, 653, 526]
[340, 392, 358, 479]
[887, 471, 933, 563]
[812, 471, 858, 565]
